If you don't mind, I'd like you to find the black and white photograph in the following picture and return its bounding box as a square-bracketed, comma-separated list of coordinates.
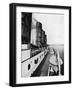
[21, 12, 64, 77]
[10, 3, 71, 86]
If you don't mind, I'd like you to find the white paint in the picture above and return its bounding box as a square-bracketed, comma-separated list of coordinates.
[21, 50, 31, 62]
[21, 44, 29, 49]
[21, 51, 45, 77]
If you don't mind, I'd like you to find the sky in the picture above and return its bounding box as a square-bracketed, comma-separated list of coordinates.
[32, 13, 64, 45]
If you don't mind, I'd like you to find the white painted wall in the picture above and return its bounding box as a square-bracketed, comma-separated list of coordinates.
[0, 0, 72, 90]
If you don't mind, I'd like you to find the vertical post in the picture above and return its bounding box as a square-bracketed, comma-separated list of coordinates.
[57, 50, 61, 76]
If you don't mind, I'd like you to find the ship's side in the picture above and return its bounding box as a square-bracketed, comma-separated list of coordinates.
[21, 13, 48, 77]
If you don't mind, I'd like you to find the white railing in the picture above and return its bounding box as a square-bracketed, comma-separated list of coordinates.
[21, 49, 48, 77]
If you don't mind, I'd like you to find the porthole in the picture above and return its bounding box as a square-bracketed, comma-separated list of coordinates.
[37, 58, 38, 62]
[34, 59, 37, 64]
[28, 64, 31, 70]
[34, 58, 38, 64]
